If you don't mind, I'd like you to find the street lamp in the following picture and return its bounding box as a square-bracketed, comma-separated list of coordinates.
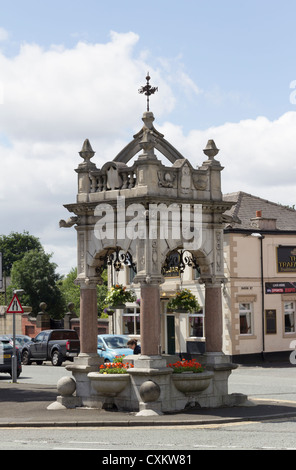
[251, 233, 265, 359]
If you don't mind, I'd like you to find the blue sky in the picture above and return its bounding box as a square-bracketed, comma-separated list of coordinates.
[2, 0, 296, 128]
[0, 0, 296, 274]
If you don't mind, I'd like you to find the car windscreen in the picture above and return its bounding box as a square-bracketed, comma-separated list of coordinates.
[15, 337, 28, 346]
[104, 336, 129, 349]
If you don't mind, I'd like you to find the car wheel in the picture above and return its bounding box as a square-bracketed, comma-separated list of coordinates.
[22, 350, 31, 365]
[51, 350, 63, 366]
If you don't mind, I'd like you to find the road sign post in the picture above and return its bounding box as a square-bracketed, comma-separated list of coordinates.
[7, 294, 24, 383]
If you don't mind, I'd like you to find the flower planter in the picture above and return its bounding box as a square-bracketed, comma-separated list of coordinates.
[88, 372, 130, 397]
[171, 370, 214, 394]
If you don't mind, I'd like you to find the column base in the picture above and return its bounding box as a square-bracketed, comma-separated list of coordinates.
[65, 353, 103, 408]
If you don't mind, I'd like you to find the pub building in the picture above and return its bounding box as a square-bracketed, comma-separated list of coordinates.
[111, 191, 296, 363]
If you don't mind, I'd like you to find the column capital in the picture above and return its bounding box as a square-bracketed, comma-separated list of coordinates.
[200, 275, 226, 288]
[133, 273, 164, 286]
[74, 275, 100, 289]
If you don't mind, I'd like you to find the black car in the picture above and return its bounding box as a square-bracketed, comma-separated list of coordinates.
[0, 339, 22, 378]
[0, 334, 31, 354]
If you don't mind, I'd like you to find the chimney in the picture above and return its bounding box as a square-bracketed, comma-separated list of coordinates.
[251, 210, 277, 231]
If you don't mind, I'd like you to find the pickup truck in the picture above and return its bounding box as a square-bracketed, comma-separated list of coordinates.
[21, 329, 80, 366]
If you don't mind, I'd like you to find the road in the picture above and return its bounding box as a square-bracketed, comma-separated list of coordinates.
[1, 362, 296, 451]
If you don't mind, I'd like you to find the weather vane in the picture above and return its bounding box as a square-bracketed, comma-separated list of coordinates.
[138, 72, 158, 111]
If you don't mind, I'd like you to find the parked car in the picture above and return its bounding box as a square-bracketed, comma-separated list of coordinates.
[21, 329, 80, 366]
[97, 334, 137, 362]
[0, 339, 22, 378]
[0, 335, 31, 354]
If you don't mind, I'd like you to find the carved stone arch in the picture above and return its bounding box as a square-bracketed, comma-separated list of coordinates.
[88, 245, 138, 280]
[113, 117, 185, 165]
[160, 242, 212, 280]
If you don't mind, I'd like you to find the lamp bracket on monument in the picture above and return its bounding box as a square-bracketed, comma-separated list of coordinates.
[96, 248, 137, 276]
[161, 250, 200, 277]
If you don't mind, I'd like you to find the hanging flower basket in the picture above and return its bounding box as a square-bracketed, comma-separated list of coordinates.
[103, 284, 137, 309]
[167, 289, 200, 313]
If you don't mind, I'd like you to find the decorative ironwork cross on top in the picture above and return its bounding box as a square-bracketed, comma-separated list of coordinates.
[138, 72, 158, 111]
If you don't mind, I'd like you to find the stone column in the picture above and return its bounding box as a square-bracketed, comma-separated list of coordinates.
[140, 281, 161, 356]
[65, 277, 103, 409]
[79, 279, 98, 355]
[204, 281, 223, 353]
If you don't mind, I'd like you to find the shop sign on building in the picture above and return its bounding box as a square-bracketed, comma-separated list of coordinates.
[277, 246, 296, 272]
[266, 282, 296, 294]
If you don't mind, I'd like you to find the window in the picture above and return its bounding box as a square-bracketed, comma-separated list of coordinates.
[50, 330, 78, 340]
[97, 337, 104, 349]
[188, 311, 204, 338]
[34, 332, 45, 342]
[129, 265, 136, 283]
[162, 251, 181, 278]
[284, 301, 296, 333]
[193, 266, 201, 280]
[239, 303, 253, 335]
[122, 307, 140, 335]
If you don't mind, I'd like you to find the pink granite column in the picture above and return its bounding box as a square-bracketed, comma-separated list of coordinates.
[140, 283, 161, 356]
[204, 282, 223, 353]
[79, 283, 98, 355]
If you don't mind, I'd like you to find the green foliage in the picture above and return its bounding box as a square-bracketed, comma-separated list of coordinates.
[58, 267, 108, 317]
[96, 269, 108, 317]
[0, 231, 43, 275]
[58, 267, 80, 314]
[8, 249, 65, 318]
[103, 284, 136, 307]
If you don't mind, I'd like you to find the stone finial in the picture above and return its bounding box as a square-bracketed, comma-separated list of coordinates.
[39, 302, 47, 313]
[79, 139, 95, 164]
[203, 140, 219, 161]
[138, 127, 157, 160]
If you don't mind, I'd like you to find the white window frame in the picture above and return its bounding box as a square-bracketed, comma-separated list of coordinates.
[188, 311, 205, 339]
[122, 307, 140, 335]
[284, 301, 296, 333]
[239, 302, 253, 335]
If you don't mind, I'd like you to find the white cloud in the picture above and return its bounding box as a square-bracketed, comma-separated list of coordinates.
[0, 32, 178, 274]
[0, 32, 175, 143]
[158, 112, 296, 206]
[0, 31, 295, 275]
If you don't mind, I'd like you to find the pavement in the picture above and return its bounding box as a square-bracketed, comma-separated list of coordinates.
[1, 382, 296, 427]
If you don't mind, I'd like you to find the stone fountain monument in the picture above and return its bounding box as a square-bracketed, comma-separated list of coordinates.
[52, 74, 246, 414]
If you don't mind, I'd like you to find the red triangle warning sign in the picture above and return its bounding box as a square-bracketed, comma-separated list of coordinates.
[7, 294, 24, 313]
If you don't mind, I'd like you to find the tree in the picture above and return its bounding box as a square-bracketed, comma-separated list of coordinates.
[58, 267, 108, 317]
[0, 231, 43, 276]
[58, 267, 80, 314]
[8, 249, 65, 318]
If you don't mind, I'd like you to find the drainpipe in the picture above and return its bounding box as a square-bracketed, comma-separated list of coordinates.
[251, 233, 265, 359]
